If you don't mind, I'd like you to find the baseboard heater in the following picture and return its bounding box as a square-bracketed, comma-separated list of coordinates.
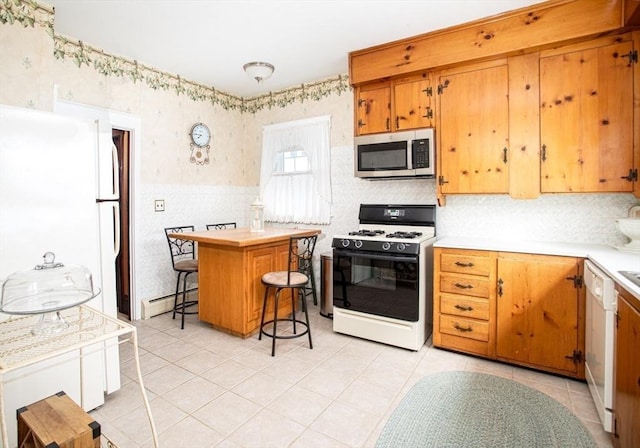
[141, 289, 198, 319]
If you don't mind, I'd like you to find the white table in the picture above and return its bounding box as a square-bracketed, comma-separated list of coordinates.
[0, 305, 158, 448]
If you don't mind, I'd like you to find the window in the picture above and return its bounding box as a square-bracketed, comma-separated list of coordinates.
[274, 147, 309, 174]
[260, 115, 331, 224]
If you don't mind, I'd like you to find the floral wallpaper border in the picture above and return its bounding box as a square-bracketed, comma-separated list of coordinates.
[1, 0, 352, 113]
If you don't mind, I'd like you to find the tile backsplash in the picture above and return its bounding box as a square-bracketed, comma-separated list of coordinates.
[437, 193, 637, 247]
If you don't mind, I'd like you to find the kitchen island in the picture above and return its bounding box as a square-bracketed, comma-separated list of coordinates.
[172, 227, 320, 337]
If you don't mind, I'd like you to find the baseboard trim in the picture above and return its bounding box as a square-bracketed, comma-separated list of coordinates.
[141, 290, 198, 319]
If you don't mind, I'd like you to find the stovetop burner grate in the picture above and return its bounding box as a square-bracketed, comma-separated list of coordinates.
[386, 231, 423, 239]
[348, 229, 385, 237]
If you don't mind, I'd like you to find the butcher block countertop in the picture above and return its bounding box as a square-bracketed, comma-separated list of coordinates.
[170, 227, 320, 247]
[434, 236, 640, 303]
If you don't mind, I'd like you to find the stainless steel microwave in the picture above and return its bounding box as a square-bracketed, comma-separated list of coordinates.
[354, 128, 435, 179]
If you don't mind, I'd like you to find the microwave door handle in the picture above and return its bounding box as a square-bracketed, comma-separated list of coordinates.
[408, 140, 414, 169]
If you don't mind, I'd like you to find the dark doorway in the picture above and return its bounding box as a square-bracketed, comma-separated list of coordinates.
[112, 129, 131, 319]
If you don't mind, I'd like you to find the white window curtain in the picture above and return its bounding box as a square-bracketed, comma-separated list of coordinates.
[260, 115, 332, 224]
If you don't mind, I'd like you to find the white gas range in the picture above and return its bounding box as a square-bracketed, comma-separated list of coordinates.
[331, 204, 437, 350]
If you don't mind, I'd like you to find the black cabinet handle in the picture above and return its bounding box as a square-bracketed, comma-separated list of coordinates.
[454, 261, 475, 268]
[620, 169, 637, 182]
[454, 283, 473, 289]
[454, 304, 474, 312]
[453, 324, 473, 332]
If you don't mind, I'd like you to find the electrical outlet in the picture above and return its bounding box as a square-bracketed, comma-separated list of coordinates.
[154, 199, 165, 212]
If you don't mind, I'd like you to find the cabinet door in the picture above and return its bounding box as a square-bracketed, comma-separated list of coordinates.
[394, 76, 432, 130]
[613, 288, 640, 448]
[540, 40, 634, 193]
[355, 84, 390, 135]
[246, 243, 292, 332]
[437, 62, 510, 193]
[496, 253, 584, 377]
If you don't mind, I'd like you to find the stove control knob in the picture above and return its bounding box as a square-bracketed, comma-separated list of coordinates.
[354, 240, 363, 249]
[397, 243, 406, 251]
[341, 239, 350, 248]
[382, 242, 391, 251]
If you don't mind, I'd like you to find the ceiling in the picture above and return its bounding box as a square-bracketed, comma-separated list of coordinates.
[45, 0, 547, 98]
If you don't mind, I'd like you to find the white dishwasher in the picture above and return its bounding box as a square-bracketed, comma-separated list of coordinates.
[584, 260, 616, 433]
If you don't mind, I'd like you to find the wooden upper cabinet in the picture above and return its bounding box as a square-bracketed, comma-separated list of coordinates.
[355, 74, 433, 135]
[495, 253, 585, 379]
[349, 0, 625, 85]
[355, 83, 390, 135]
[393, 74, 433, 130]
[540, 37, 636, 193]
[437, 61, 510, 194]
[625, 0, 640, 25]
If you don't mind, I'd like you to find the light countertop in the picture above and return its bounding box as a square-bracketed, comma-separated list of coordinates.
[169, 227, 321, 247]
[434, 236, 640, 302]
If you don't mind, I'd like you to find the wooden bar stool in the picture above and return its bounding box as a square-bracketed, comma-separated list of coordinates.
[259, 235, 317, 356]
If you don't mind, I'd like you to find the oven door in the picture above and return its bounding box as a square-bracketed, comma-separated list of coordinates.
[333, 249, 420, 321]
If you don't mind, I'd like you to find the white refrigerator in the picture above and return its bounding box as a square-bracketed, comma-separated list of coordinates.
[0, 104, 121, 447]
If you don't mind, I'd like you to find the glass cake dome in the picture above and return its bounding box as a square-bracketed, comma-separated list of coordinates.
[0, 252, 100, 335]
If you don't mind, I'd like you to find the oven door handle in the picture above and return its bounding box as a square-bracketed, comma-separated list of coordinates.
[333, 249, 418, 263]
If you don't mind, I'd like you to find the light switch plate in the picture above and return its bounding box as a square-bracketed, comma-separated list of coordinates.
[154, 199, 165, 212]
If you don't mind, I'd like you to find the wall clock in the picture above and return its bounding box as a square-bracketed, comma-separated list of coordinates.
[190, 122, 211, 148]
[189, 122, 211, 165]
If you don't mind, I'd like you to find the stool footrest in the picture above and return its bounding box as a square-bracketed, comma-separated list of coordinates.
[260, 319, 310, 340]
[173, 300, 198, 315]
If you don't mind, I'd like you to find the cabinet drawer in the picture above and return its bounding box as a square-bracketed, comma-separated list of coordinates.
[440, 293, 490, 320]
[436, 333, 489, 357]
[440, 315, 489, 342]
[440, 273, 491, 298]
[440, 252, 492, 277]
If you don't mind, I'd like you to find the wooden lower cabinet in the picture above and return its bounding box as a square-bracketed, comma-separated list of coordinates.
[496, 253, 585, 378]
[198, 240, 293, 337]
[245, 243, 292, 331]
[434, 248, 586, 379]
[612, 285, 640, 448]
[434, 248, 497, 358]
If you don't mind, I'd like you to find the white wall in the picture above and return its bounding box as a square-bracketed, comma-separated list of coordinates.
[139, 184, 257, 299]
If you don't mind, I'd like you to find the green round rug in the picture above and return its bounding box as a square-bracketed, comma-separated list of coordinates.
[376, 371, 597, 448]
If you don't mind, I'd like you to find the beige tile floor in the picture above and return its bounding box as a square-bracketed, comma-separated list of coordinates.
[93, 304, 613, 448]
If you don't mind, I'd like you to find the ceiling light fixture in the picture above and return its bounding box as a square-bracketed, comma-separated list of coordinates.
[243, 61, 274, 84]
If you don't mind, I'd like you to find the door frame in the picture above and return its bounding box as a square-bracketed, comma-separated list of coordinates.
[54, 96, 142, 320]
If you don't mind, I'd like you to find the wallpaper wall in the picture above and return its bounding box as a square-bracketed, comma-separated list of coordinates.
[1, 1, 638, 319]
